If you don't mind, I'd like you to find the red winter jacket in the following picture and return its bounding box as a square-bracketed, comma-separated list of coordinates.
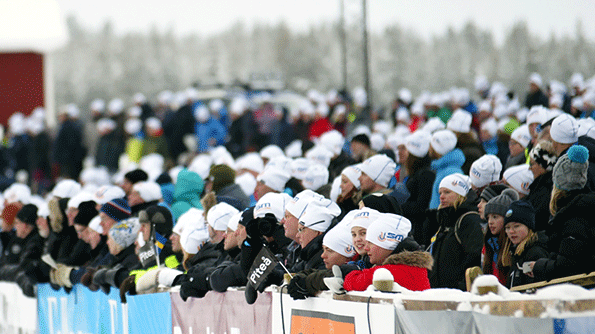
[343, 251, 433, 292]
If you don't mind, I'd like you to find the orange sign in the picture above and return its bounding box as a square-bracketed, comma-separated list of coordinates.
[290, 309, 355, 334]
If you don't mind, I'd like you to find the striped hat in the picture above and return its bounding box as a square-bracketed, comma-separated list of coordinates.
[100, 198, 131, 222]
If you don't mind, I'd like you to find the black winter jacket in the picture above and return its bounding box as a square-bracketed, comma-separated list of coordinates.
[509, 231, 549, 288]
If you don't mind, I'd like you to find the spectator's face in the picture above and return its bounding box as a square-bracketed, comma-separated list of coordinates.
[321, 246, 349, 270]
[36, 216, 50, 237]
[139, 223, 151, 243]
[350, 142, 367, 159]
[528, 123, 540, 140]
[358, 172, 376, 193]
[280, 210, 299, 241]
[439, 188, 459, 208]
[529, 158, 547, 179]
[99, 212, 117, 236]
[487, 214, 505, 236]
[397, 145, 408, 165]
[107, 235, 121, 255]
[127, 190, 144, 207]
[223, 227, 236, 251]
[505, 222, 529, 245]
[74, 223, 89, 243]
[351, 226, 367, 255]
[14, 219, 32, 239]
[66, 207, 78, 227]
[296, 225, 321, 249]
[364, 241, 392, 265]
[254, 181, 274, 200]
[340, 175, 355, 198]
[121, 179, 134, 195]
[477, 199, 487, 219]
[508, 139, 524, 157]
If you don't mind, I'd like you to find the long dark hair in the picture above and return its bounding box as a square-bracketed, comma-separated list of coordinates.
[482, 224, 510, 278]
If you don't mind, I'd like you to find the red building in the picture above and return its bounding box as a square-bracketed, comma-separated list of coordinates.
[0, 0, 68, 128]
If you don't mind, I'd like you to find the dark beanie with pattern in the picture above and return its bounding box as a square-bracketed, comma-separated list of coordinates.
[480, 184, 509, 203]
[100, 198, 131, 222]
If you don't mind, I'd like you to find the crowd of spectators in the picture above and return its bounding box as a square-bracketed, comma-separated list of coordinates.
[1, 71, 595, 302]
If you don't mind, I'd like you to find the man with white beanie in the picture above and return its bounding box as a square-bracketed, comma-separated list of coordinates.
[505, 124, 532, 170]
[254, 167, 290, 200]
[428, 129, 465, 209]
[358, 154, 397, 196]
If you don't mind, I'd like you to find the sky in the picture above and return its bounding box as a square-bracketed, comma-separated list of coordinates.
[54, 0, 595, 44]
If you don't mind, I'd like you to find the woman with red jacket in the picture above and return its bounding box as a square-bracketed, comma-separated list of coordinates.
[343, 213, 432, 292]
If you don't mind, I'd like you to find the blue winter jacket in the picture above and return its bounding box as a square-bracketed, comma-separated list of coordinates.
[195, 117, 227, 153]
[429, 148, 465, 209]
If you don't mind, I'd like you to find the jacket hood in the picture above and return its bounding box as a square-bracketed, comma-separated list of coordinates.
[382, 250, 434, 269]
[431, 148, 465, 171]
[173, 169, 204, 202]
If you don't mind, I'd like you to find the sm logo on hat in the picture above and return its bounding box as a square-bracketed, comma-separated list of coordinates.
[471, 168, 481, 178]
[451, 179, 469, 192]
[345, 245, 355, 254]
[255, 202, 271, 211]
[354, 211, 370, 219]
[378, 232, 404, 243]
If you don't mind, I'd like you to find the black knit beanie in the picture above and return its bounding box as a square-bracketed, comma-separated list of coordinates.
[504, 200, 536, 231]
[74, 201, 99, 227]
[362, 193, 402, 215]
[16, 204, 38, 226]
[209, 164, 236, 192]
[125, 169, 148, 184]
[480, 184, 509, 202]
[351, 134, 371, 147]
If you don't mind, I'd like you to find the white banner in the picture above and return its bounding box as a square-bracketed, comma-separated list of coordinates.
[0, 282, 37, 334]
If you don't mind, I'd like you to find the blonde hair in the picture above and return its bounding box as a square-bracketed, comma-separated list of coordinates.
[201, 191, 218, 216]
[549, 185, 567, 216]
[501, 230, 537, 267]
[438, 194, 466, 210]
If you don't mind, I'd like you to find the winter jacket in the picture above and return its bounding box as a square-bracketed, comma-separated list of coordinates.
[429, 148, 465, 209]
[482, 137, 498, 156]
[142, 134, 170, 161]
[170, 169, 204, 220]
[525, 90, 549, 109]
[308, 117, 334, 140]
[70, 241, 110, 285]
[290, 234, 325, 273]
[509, 231, 549, 288]
[427, 204, 484, 290]
[504, 152, 527, 171]
[216, 183, 250, 210]
[0, 230, 43, 280]
[482, 235, 509, 286]
[227, 112, 257, 158]
[95, 130, 124, 173]
[209, 248, 246, 292]
[533, 191, 595, 281]
[53, 119, 86, 179]
[93, 244, 140, 291]
[344, 251, 433, 291]
[195, 118, 226, 153]
[525, 171, 553, 232]
[163, 103, 194, 162]
[401, 159, 436, 243]
[175, 242, 223, 300]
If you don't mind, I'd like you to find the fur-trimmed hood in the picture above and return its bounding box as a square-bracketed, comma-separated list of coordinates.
[382, 250, 434, 269]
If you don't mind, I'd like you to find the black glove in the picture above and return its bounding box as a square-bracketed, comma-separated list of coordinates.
[93, 268, 111, 294]
[258, 213, 278, 238]
[244, 217, 261, 241]
[15, 272, 36, 298]
[244, 284, 258, 305]
[287, 274, 310, 300]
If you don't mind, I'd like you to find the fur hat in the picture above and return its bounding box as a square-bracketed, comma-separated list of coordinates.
[484, 189, 519, 217]
[552, 145, 589, 191]
[16, 204, 37, 226]
[504, 200, 536, 231]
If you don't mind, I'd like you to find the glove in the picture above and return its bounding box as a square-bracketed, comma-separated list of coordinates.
[244, 284, 258, 305]
[136, 269, 160, 292]
[119, 276, 137, 303]
[54, 264, 74, 288]
[92, 268, 111, 294]
[179, 274, 209, 301]
[287, 274, 310, 300]
[323, 265, 345, 295]
[158, 268, 183, 287]
[244, 216, 261, 240]
[15, 272, 36, 298]
[81, 267, 99, 291]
